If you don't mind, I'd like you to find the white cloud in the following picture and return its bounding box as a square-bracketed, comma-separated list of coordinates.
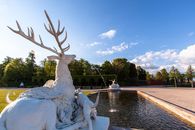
[179, 44, 195, 64]
[130, 44, 195, 74]
[130, 49, 178, 74]
[86, 42, 102, 47]
[96, 49, 114, 55]
[111, 42, 128, 52]
[131, 49, 177, 64]
[96, 42, 128, 55]
[129, 42, 139, 46]
[99, 29, 116, 39]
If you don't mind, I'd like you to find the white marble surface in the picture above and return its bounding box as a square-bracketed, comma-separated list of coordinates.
[81, 116, 110, 130]
[1, 11, 111, 130]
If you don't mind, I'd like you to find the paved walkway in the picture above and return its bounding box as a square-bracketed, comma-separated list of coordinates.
[121, 87, 195, 113]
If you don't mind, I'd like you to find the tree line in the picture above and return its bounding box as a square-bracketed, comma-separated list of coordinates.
[0, 51, 194, 88]
[147, 65, 194, 87]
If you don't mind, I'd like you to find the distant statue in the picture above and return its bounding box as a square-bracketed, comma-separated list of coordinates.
[19, 82, 24, 88]
[109, 79, 120, 89]
[0, 10, 109, 130]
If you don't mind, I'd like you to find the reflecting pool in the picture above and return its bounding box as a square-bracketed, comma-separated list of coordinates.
[89, 91, 194, 130]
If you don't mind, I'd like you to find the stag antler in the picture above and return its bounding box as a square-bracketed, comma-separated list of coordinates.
[44, 10, 70, 53]
[7, 10, 70, 55]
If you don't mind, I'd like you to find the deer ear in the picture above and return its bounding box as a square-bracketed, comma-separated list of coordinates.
[47, 55, 59, 61]
[68, 55, 76, 60]
[72, 55, 76, 59]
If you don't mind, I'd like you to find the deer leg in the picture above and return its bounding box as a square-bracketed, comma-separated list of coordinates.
[83, 105, 93, 130]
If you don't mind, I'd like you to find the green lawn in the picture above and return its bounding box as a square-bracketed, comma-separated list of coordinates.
[0, 89, 26, 112]
[0, 88, 93, 112]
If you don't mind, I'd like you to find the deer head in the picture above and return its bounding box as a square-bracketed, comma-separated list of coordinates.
[8, 10, 76, 98]
[7, 10, 75, 64]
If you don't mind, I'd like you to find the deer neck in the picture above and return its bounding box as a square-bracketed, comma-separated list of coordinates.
[54, 59, 75, 98]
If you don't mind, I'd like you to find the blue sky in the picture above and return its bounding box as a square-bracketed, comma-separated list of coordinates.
[1, 0, 195, 73]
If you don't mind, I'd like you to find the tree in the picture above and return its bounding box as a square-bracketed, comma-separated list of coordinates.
[160, 68, 169, 83]
[32, 65, 47, 86]
[79, 59, 92, 75]
[155, 71, 163, 81]
[128, 62, 137, 80]
[179, 74, 185, 85]
[169, 66, 180, 87]
[69, 60, 84, 75]
[0, 57, 13, 79]
[146, 72, 152, 81]
[24, 51, 36, 85]
[186, 65, 194, 87]
[112, 58, 130, 83]
[0, 64, 3, 79]
[3, 58, 25, 86]
[101, 61, 113, 74]
[137, 66, 146, 80]
[175, 69, 181, 85]
[91, 64, 101, 75]
[43, 59, 56, 80]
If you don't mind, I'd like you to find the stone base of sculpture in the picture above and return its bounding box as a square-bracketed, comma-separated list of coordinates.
[109, 80, 120, 91]
[1, 89, 110, 130]
[109, 83, 120, 91]
[81, 116, 110, 130]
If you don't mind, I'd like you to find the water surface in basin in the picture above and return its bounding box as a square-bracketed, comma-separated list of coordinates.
[89, 91, 194, 130]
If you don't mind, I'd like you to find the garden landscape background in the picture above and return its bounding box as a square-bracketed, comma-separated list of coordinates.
[0, 51, 193, 88]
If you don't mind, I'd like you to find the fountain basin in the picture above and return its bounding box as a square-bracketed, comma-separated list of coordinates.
[89, 91, 194, 130]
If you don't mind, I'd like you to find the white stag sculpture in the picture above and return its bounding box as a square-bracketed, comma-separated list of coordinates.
[0, 10, 108, 130]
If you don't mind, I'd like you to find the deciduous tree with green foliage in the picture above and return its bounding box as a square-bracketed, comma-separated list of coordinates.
[160, 68, 169, 83]
[24, 51, 36, 85]
[0, 57, 13, 80]
[101, 60, 113, 74]
[0, 53, 149, 87]
[3, 58, 25, 86]
[129, 62, 137, 80]
[146, 72, 152, 81]
[79, 59, 92, 75]
[69, 60, 84, 75]
[155, 71, 163, 81]
[112, 58, 131, 84]
[186, 65, 194, 88]
[137, 66, 146, 80]
[169, 66, 180, 87]
[43, 59, 56, 80]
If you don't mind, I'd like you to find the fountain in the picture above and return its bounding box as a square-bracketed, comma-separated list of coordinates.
[0, 10, 109, 130]
[91, 65, 107, 88]
[108, 91, 120, 113]
[108, 80, 120, 91]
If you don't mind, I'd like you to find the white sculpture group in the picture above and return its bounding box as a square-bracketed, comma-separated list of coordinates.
[109, 80, 120, 90]
[0, 11, 109, 130]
